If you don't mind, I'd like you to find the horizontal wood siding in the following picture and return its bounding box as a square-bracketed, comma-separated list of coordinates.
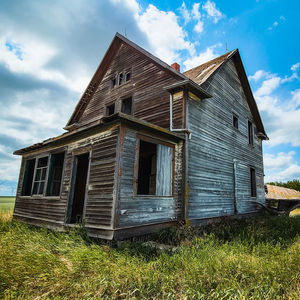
[14, 126, 119, 230]
[172, 91, 184, 129]
[77, 43, 178, 129]
[187, 59, 265, 220]
[117, 127, 184, 227]
[84, 127, 118, 228]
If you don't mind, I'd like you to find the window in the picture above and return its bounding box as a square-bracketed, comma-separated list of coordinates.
[111, 77, 117, 88]
[32, 157, 49, 195]
[46, 152, 65, 196]
[111, 71, 131, 89]
[125, 72, 131, 82]
[21, 158, 36, 196]
[106, 103, 115, 116]
[121, 97, 132, 115]
[248, 121, 253, 145]
[233, 114, 239, 129]
[250, 167, 256, 197]
[137, 140, 173, 196]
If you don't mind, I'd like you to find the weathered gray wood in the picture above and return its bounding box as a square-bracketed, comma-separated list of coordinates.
[187, 59, 265, 220]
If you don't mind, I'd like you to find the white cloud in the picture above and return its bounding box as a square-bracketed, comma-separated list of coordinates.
[264, 151, 300, 182]
[194, 21, 204, 33]
[255, 76, 281, 96]
[136, 4, 195, 63]
[179, 2, 191, 25]
[183, 44, 220, 70]
[192, 3, 201, 20]
[291, 62, 300, 72]
[248, 70, 269, 82]
[202, 1, 223, 23]
[264, 151, 295, 169]
[268, 16, 285, 30]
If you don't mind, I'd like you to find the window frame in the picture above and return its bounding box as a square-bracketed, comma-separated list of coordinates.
[111, 70, 132, 89]
[133, 134, 175, 197]
[232, 113, 239, 130]
[248, 120, 254, 145]
[106, 103, 115, 116]
[250, 167, 257, 198]
[31, 155, 50, 196]
[121, 96, 133, 115]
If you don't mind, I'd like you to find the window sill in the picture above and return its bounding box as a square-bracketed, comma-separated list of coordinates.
[19, 195, 61, 200]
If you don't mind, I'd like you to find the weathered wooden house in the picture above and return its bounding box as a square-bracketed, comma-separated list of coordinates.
[13, 33, 268, 240]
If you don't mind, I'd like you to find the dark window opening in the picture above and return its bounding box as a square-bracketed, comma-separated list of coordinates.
[248, 121, 253, 145]
[106, 103, 115, 116]
[125, 72, 131, 82]
[46, 152, 65, 196]
[32, 156, 48, 195]
[250, 167, 256, 197]
[21, 159, 35, 196]
[69, 153, 89, 224]
[111, 77, 116, 88]
[137, 140, 157, 195]
[121, 97, 132, 115]
[118, 72, 124, 85]
[233, 115, 239, 129]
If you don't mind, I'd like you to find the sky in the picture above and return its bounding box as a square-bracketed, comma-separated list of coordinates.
[0, 0, 299, 195]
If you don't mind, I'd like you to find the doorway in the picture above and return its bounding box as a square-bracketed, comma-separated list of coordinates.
[67, 152, 90, 224]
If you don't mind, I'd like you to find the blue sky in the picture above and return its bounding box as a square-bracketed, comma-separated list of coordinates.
[0, 0, 299, 195]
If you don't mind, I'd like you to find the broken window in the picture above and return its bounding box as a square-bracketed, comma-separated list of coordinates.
[250, 167, 256, 197]
[32, 156, 49, 195]
[121, 97, 132, 115]
[46, 152, 65, 196]
[118, 72, 124, 86]
[21, 158, 36, 196]
[111, 77, 117, 88]
[125, 72, 131, 82]
[233, 114, 239, 129]
[106, 103, 115, 116]
[248, 121, 253, 145]
[137, 140, 173, 196]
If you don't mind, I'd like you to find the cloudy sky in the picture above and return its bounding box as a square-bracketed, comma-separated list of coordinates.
[0, 0, 299, 195]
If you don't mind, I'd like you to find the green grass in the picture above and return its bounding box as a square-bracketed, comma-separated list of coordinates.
[0, 210, 299, 299]
[0, 197, 15, 212]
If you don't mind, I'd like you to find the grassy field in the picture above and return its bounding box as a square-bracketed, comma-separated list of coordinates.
[0, 197, 15, 212]
[0, 209, 299, 299]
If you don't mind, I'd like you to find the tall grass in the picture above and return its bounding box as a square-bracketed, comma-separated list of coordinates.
[0, 211, 299, 299]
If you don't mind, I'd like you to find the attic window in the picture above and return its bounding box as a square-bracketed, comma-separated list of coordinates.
[233, 114, 239, 129]
[121, 97, 132, 115]
[106, 103, 115, 116]
[111, 71, 131, 89]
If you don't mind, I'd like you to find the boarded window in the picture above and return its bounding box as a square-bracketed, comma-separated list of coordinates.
[137, 140, 173, 196]
[121, 97, 132, 115]
[21, 158, 36, 196]
[46, 152, 65, 196]
[250, 167, 256, 197]
[233, 114, 238, 129]
[106, 103, 115, 116]
[248, 121, 253, 145]
[32, 156, 49, 195]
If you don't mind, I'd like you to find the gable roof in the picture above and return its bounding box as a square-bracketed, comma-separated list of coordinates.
[65, 33, 192, 129]
[183, 49, 268, 139]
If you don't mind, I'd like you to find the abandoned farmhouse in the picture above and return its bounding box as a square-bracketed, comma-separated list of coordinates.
[13, 33, 268, 240]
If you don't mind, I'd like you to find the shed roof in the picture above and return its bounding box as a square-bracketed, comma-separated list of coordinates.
[265, 184, 300, 200]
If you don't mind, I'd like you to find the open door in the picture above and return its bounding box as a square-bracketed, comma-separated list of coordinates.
[67, 152, 90, 224]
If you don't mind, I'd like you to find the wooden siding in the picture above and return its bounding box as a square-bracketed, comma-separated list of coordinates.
[116, 127, 184, 227]
[77, 43, 178, 129]
[14, 126, 119, 232]
[187, 59, 265, 221]
[172, 91, 185, 129]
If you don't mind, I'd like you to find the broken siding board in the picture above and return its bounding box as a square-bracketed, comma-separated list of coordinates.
[77, 43, 178, 129]
[187, 59, 264, 220]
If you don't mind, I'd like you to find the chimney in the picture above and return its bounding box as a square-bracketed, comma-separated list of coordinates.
[171, 62, 180, 72]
